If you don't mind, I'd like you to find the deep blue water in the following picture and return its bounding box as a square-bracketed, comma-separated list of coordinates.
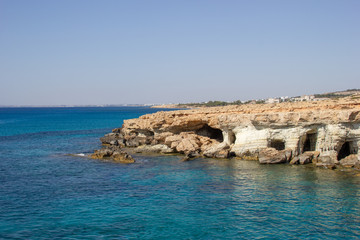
[1, 107, 360, 239]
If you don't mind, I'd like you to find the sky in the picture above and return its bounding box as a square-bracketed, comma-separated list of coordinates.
[0, 0, 359, 105]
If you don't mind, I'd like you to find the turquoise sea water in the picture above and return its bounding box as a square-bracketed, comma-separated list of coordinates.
[1, 107, 360, 239]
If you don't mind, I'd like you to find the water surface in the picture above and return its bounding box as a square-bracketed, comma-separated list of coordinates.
[1, 107, 359, 239]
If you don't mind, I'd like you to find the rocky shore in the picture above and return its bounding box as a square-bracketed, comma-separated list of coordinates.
[92, 95, 360, 169]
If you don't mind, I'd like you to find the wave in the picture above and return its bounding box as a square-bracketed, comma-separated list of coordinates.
[65, 153, 89, 158]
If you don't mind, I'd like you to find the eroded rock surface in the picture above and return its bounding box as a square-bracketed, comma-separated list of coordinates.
[91, 146, 134, 163]
[339, 154, 360, 167]
[290, 151, 320, 165]
[92, 96, 360, 168]
[259, 148, 292, 164]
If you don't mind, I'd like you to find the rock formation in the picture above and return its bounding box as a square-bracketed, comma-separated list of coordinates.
[91, 146, 134, 163]
[92, 96, 360, 169]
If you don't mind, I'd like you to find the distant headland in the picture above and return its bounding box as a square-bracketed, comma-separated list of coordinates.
[151, 89, 360, 108]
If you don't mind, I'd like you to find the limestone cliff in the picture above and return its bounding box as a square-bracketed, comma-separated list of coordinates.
[92, 96, 360, 168]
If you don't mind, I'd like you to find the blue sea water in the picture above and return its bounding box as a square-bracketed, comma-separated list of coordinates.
[1, 107, 360, 239]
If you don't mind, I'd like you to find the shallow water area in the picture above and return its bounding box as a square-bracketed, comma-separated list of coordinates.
[1, 107, 360, 239]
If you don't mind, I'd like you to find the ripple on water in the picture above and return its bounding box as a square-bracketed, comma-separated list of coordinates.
[1, 107, 360, 239]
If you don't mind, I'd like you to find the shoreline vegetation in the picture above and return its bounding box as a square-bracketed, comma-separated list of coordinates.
[91, 89, 360, 173]
[151, 89, 360, 108]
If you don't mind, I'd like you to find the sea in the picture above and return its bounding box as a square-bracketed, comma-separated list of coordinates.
[1, 107, 360, 239]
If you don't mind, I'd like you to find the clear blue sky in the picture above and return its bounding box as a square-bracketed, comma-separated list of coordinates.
[1, 0, 359, 105]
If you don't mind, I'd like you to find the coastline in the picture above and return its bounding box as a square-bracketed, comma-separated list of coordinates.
[92, 95, 360, 171]
[150, 104, 185, 109]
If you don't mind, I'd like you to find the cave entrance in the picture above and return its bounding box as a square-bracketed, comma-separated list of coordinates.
[303, 132, 317, 152]
[196, 124, 223, 142]
[269, 139, 285, 151]
[337, 141, 357, 160]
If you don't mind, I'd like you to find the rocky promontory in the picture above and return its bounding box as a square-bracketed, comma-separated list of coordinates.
[92, 96, 360, 169]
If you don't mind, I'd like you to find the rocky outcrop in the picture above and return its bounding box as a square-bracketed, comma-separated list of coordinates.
[258, 148, 292, 164]
[91, 146, 134, 163]
[290, 151, 320, 165]
[315, 156, 338, 169]
[339, 154, 360, 167]
[92, 96, 360, 169]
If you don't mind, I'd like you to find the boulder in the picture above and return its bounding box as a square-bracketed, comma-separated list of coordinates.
[355, 161, 360, 170]
[164, 135, 183, 147]
[91, 146, 135, 163]
[91, 148, 113, 158]
[112, 127, 122, 133]
[290, 151, 320, 165]
[289, 156, 300, 165]
[339, 154, 360, 167]
[299, 154, 312, 165]
[316, 156, 338, 169]
[176, 138, 200, 153]
[238, 150, 259, 161]
[164, 132, 204, 153]
[154, 132, 173, 143]
[125, 136, 153, 147]
[100, 133, 118, 144]
[100, 132, 127, 147]
[203, 142, 230, 158]
[213, 149, 230, 158]
[259, 148, 292, 164]
[134, 144, 174, 154]
[112, 150, 135, 163]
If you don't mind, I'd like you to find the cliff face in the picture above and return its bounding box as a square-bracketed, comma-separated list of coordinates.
[93, 96, 360, 168]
